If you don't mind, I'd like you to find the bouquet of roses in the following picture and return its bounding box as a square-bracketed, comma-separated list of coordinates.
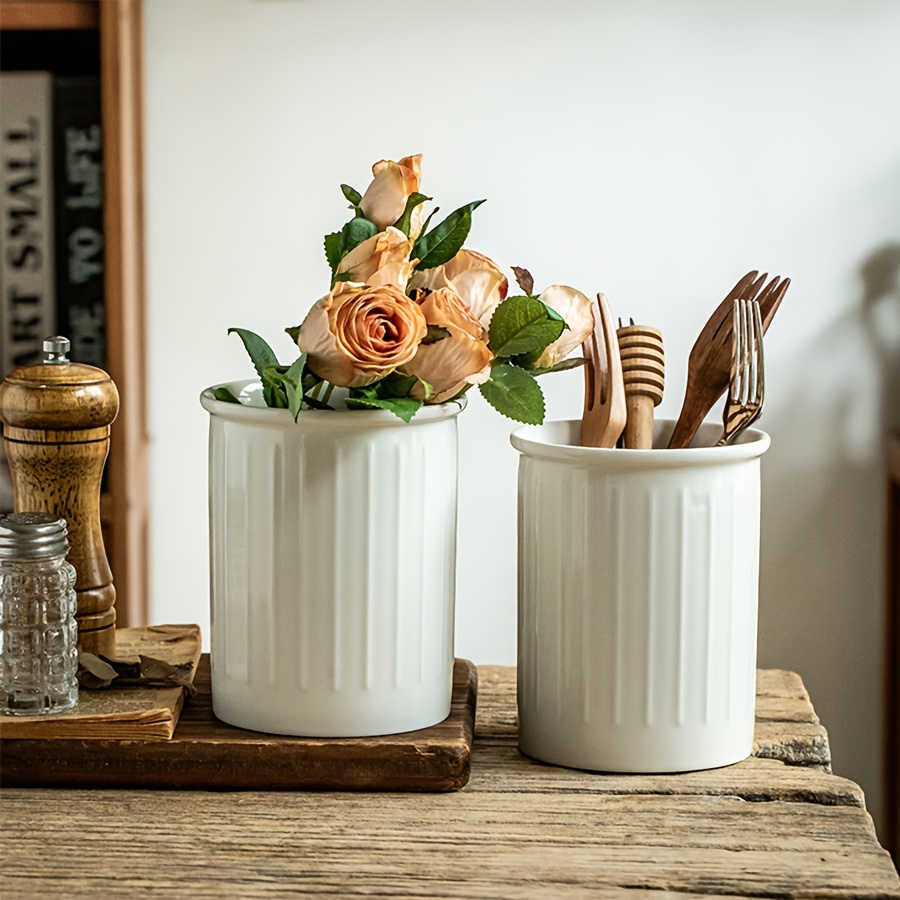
[220, 154, 594, 424]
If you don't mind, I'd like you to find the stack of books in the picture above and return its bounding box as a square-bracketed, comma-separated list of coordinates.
[0, 71, 106, 379]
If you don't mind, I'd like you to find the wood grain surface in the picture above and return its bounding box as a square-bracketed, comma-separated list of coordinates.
[0, 359, 120, 654]
[0, 656, 477, 792]
[1, 665, 897, 898]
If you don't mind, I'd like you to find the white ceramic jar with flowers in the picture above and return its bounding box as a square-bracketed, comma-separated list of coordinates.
[201, 154, 593, 737]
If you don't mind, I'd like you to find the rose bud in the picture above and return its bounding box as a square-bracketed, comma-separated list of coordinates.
[534, 284, 595, 368]
[359, 154, 424, 237]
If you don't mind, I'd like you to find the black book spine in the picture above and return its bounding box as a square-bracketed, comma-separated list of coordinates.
[0, 71, 56, 377]
[52, 76, 105, 368]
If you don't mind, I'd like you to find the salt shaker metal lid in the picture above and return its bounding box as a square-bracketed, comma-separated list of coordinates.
[0, 512, 70, 560]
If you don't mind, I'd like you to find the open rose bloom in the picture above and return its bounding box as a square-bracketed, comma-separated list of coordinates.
[231, 154, 596, 425]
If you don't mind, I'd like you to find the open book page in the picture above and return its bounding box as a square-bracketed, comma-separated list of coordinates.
[0, 624, 201, 741]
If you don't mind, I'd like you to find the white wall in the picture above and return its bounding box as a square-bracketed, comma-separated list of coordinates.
[144, 0, 900, 834]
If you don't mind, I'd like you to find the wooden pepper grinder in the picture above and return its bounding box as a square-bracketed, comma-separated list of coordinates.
[0, 336, 119, 655]
[616, 323, 665, 449]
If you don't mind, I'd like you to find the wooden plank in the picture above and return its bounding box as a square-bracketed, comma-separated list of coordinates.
[476, 666, 832, 770]
[1, 665, 897, 896]
[0, 0, 98, 30]
[467, 741, 864, 806]
[1, 788, 897, 898]
[99, 0, 148, 629]
[0, 657, 478, 791]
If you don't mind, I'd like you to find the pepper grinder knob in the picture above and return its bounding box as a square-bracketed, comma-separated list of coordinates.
[0, 336, 120, 655]
[43, 335, 71, 364]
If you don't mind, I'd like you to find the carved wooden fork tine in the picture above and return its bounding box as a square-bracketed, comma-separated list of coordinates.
[717, 298, 764, 446]
[581, 293, 626, 448]
[668, 270, 784, 449]
[759, 277, 790, 332]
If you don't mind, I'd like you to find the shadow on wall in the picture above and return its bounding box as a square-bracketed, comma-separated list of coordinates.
[758, 242, 900, 839]
[861, 243, 900, 433]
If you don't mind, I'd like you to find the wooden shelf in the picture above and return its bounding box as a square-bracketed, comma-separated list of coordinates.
[0, 0, 149, 629]
[0, 1, 98, 31]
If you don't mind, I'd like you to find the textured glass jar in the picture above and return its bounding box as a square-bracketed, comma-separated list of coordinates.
[0, 512, 78, 715]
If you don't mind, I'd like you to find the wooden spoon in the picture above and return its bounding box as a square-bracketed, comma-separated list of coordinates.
[667, 271, 789, 449]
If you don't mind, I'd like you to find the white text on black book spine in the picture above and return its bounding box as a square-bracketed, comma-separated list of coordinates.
[0, 73, 55, 376]
[64, 122, 103, 361]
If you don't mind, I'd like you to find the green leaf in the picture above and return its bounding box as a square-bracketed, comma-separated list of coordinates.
[332, 272, 356, 283]
[542, 302, 566, 325]
[341, 216, 378, 256]
[528, 356, 587, 375]
[510, 346, 543, 368]
[412, 199, 485, 270]
[302, 368, 323, 394]
[479, 364, 545, 424]
[285, 325, 301, 344]
[340, 183, 362, 206]
[285, 353, 307, 385]
[324, 232, 343, 272]
[211, 386, 241, 404]
[301, 393, 333, 410]
[422, 325, 451, 344]
[261, 365, 289, 408]
[378, 372, 419, 398]
[228, 328, 280, 381]
[345, 394, 422, 423]
[488, 296, 565, 359]
[393, 192, 430, 238]
[285, 381, 303, 420]
[417, 205, 440, 238]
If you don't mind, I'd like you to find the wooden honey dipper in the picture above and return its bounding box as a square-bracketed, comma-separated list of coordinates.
[615, 321, 664, 449]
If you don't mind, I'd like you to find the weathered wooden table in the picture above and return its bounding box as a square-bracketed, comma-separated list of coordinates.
[2, 666, 898, 897]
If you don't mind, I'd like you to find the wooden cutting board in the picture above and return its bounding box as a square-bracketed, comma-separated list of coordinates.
[0, 656, 478, 792]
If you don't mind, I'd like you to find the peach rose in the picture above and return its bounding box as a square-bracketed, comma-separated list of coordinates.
[297, 281, 427, 387]
[359, 154, 424, 238]
[402, 288, 492, 404]
[409, 249, 508, 329]
[534, 285, 595, 368]
[335, 227, 416, 289]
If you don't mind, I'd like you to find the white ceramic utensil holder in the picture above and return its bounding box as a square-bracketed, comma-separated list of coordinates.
[200, 380, 462, 737]
[511, 419, 770, 773]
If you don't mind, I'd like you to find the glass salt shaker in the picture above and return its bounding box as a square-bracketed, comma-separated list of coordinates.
[0, 512, 78, 714]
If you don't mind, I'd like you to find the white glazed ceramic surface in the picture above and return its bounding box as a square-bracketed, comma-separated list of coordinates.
[200, 380, 462, 737]
[511, 419, 770, 773]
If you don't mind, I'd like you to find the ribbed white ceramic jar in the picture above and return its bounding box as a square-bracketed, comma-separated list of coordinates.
[200, 380, 463, 737]
[511, 419, 770, 773]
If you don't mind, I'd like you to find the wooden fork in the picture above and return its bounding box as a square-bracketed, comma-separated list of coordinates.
[667, 271, 787, 449]
[581, 293, 626, 448]
[716, 298, 764, 445]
